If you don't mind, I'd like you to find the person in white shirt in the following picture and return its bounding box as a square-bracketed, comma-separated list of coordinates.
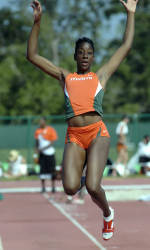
[113, 115, 130, 176]
[138, 135, 150, 175]
[127, 135, 150, 175]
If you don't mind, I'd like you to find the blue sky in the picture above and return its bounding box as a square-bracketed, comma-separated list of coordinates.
[0, 0, 9, 8]
[0, 0, 122, 43]
[0, 0, 16, 10]
[0, 0, 19, 10]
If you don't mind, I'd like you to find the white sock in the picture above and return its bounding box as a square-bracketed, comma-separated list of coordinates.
[67, 195, 73, 201]
[104, 207, 114, 222]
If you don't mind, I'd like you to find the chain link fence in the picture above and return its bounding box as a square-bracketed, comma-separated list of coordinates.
[0, 114, 150, 166]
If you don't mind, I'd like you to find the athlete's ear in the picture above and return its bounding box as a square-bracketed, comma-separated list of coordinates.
[74, 53, 77, 61]
[92, 54, 95, 63]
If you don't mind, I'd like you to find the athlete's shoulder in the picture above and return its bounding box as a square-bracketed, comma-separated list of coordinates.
[91, 71, 99, 78]
[91, 72, 103, 89]
[65, 72, 76, 80]
[90, 71, 97, 75]
[66, 72, 97, 78]
[59, 69, 70, 88]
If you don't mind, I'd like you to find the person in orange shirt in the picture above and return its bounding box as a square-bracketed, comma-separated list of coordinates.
[35, 117, 58, 193]
[27, 0, 138, 240]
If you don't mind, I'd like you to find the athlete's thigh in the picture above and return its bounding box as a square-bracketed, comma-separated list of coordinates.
[86, 136, 110, 185]
[62, 142, 86, 187]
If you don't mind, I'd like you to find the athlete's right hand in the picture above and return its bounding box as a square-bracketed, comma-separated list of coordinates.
[31, 0, 42, 23]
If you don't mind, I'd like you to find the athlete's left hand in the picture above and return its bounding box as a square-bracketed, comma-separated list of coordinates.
[120, 0, 139, 13]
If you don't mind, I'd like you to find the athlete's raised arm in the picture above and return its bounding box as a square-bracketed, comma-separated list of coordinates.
[26, 0, 69, 84]
[97, 0, 138, 88]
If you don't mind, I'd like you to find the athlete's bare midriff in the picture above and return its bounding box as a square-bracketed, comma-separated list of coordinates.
[67, 111, 102, 127]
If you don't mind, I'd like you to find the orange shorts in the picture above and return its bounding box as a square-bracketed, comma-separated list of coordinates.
[65, 120, 110, 149]
[117, 143, 127, 152]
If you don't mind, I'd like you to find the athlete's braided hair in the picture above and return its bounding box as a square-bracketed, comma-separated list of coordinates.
[75, 37, 95, 55]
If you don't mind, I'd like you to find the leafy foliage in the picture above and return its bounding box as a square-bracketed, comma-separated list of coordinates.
[103, 1, 150, 114]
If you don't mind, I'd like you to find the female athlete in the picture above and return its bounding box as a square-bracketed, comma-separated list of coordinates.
[27, 0, 138, 240]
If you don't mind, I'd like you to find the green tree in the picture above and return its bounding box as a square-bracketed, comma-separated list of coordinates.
[1, 0, 149, 116]
[0, 0, 106, 116]
[102, 0, 150, 114]
[0, 7, 64, 116]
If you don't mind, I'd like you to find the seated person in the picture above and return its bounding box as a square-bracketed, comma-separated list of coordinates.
[7, 150, 27, 177]
[127, 135, 150, 175]
[0, 167, 3, 178]
[138, 135, 150, 175]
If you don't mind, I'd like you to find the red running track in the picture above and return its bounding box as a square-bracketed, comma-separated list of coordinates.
[0, 191, 150, 250]
[0, 177, 150, 189]
[0, 193, 104, 250]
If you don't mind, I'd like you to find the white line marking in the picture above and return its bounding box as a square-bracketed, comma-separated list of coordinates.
[43, 193, 106, 250]
[0, 237, 4, 250]
[103, 185, 150, 190]
[0, 187, 63, 193]
[1, 185, 150, 194]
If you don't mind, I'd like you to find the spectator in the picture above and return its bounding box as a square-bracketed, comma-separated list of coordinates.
[34, 117, 58, 193]
[127, 135, 150, 175]
[8, 150, 27, 177]
[113, 115, 130, 176]
[138, 135, 150, 175]
[0, 166, 3, 178]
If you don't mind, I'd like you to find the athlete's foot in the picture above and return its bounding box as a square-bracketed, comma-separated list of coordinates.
[102, 207, 114, 240]
[66, 195, 73, 204]
[73, 198, 84, 204]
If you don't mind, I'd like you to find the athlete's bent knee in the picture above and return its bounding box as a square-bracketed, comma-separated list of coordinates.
[63, 184, 79, 196]
[86, 182, 104, 197]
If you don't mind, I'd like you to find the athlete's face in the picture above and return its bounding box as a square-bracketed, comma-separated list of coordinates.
[75, 42, 94, 73]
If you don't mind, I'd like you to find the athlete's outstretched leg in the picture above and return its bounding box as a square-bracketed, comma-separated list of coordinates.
[62, 143, 86, 196]
[86, 136, 110, 215]
[86, 136, 114, 240]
